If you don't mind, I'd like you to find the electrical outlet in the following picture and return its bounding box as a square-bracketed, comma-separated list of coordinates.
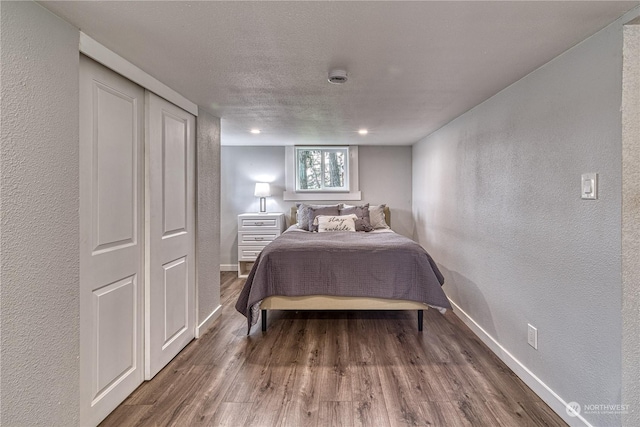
[528, 324, 538, 350]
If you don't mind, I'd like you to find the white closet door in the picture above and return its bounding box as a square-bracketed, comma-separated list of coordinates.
[145, 91, 196, 379]
[79, 55, 145, 426]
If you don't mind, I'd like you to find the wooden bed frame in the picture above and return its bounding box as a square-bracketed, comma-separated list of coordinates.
[259, 206, 428, 331]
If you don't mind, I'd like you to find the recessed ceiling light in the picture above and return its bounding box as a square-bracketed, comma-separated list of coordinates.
[250, 129, 261, 134]
[358, 129, 368, 135]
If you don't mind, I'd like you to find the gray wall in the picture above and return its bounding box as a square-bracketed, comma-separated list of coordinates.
[1, 2, 80, 425]
[622, 19, 640, 427]
[220, 145, 412, 266]
[196, 111, 222, 327]
[412, 10, 638, 427]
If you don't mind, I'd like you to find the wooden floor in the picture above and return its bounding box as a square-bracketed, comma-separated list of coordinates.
[100, 271, 566, 427]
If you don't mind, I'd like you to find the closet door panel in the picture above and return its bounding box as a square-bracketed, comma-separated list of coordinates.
[145, 91, 196, 380]
[80, 55, 145, 427]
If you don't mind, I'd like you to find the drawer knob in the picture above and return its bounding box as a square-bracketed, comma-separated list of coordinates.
[255, 222, 263, 225]
[254, 237, 264, 241]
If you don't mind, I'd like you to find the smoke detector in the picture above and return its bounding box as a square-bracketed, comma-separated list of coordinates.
[328, 69, 348, 84]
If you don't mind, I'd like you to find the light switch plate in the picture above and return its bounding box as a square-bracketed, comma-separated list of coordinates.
[528, 324, 538, 349]
[581, 173, 598, 200]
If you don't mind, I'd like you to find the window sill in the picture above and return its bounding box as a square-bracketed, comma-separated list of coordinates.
[283, 191, 362, 201]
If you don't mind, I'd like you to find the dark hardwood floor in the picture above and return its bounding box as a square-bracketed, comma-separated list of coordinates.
[100, 271, 567, 427]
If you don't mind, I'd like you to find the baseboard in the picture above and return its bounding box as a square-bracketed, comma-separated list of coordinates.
[220, 264, 237, 272]
[449, 299, 592, 427]
[195, 304, 222, 338]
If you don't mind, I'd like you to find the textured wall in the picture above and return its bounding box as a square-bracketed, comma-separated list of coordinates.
[0, 2, 80, 425]
[196, 111, 222, 327]
[220, 145, 413, 266]
[359, 146, 413, 238]
[412, 10, 637, 427]
[622, 21, 640, 427]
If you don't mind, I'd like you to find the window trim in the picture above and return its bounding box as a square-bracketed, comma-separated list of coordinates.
[284, 146, 361, 201]
[295, 146, 349, 193]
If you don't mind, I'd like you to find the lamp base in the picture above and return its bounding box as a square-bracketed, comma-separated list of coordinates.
[259, 197, 266, 213]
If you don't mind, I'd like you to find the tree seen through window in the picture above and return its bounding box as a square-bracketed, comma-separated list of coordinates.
[296, 147, 348, 191]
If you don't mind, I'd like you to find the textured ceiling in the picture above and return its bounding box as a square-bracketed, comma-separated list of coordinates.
[42, 1, 639, 146]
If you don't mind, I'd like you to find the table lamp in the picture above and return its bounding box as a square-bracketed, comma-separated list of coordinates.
[254, 182, 271, 213]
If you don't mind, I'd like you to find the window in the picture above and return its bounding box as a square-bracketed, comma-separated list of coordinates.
[284, 146, 361, 201]
[295, 146, 349, 192]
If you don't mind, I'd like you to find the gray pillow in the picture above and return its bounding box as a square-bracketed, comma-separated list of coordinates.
[296, 203, 309, 230]
[369, 204, 390, 229]
[297, 203, 341, 231]
[307, 205, 341, 232]
[339, 203, 373, 232]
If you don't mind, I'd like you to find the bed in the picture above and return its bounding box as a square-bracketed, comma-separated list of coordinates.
[235, 206, 451, 333]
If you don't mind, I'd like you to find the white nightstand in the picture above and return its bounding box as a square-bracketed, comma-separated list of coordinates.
[237, 212, 286, 278]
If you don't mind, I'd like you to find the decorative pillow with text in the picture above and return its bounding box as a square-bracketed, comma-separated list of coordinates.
[315, 214, 357, 232]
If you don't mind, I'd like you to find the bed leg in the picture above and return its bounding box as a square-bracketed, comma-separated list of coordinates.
[261, 309, 267, 332]
[418, 310, 423, 332]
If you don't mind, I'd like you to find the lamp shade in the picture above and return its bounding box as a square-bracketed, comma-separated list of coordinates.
[254, 182, 271, 197]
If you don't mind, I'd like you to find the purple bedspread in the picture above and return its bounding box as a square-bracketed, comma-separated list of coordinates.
[235, 231, 451, 330]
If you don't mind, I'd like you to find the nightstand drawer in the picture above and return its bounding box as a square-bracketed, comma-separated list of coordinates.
[238, 246, 265, 261]
[238, 231, 278, 245]
[240, 218, 278, 228]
